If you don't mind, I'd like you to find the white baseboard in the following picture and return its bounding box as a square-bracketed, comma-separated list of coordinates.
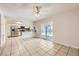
[54, 40, 79, 49]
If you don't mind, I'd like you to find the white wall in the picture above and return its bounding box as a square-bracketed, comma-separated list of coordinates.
[34, 8, 79, 49]
[53, 8, 79, 49]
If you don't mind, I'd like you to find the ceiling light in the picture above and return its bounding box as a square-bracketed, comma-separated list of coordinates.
[34, 6, 41, 17]
[35, 13, 40, 17]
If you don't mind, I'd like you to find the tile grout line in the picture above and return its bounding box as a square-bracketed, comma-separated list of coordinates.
[54, 45, 63, 56]
[18, 38, 28, 56]
[0, 39, 8, 56]
[34, 41, 63, 56]
[38, 48, 54, 56]
[0, 45, 5, 55]
[31, 40, 52, 56]
[15, 38, 21, 56]
[19, 38, 27, 56]
[66, 47, 70, 56]
[20, 37, 32, 56]
[10, 38, 12, 56]
[10, 37, 21, 56]
[34, 48, 46, 56]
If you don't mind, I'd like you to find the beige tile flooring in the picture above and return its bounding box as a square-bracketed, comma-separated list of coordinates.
[0, 37, 79, 56]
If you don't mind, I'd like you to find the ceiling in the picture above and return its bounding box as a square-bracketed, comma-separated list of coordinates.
[0, 3, 79, 22]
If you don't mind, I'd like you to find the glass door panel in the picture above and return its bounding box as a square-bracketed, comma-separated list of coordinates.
[41, 22, 53, 40]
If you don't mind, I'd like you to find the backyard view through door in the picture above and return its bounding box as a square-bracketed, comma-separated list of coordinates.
[41, 22, 53, 41]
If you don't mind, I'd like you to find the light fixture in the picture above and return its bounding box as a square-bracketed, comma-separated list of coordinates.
[34, 6, 40, 17]
[16, 21, 22, 28]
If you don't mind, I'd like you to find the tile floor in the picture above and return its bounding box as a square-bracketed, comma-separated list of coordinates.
[0, 37, 79, 56]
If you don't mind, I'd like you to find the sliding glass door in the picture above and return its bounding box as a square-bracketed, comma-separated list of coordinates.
[41, 22, 53, 40]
